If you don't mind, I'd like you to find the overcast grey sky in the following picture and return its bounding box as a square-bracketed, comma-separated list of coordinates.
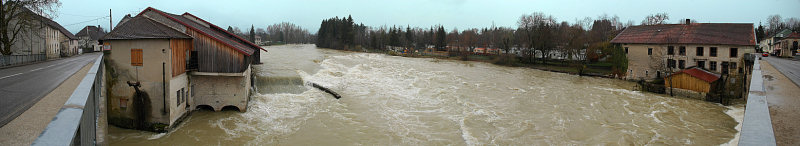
[55, 0, 800, 33]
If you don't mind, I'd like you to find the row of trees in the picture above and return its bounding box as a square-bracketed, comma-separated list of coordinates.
[315, 12, 634, 76]
[225, 22, 314, 45]
[316, 12, 629, 61]
[756, 14, 800, 43]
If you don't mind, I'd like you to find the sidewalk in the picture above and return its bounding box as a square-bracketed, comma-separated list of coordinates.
[761, 60, 800, 146]
[0, 61, 93, 146]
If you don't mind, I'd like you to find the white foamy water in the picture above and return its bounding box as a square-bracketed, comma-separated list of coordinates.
[109, 44, 741, 145]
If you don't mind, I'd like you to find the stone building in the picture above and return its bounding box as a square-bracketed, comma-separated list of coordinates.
[611, 21, 756, 80]
[102, 7, 265, 132]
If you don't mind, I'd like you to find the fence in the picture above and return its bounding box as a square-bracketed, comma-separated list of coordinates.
[0, 54, 47, 68]
[32, 55, 103, 146]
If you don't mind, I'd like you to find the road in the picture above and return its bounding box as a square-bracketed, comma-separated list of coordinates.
[0, 53, 101, 127]
[763, 57, 800, 87]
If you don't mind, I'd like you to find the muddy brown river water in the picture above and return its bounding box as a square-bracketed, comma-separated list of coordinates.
[109, 44, 743, 145]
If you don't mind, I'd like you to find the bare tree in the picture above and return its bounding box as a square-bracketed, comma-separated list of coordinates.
[1, 0, 61, 55]
[641, 13, 670, 25]
[767, 14, 783, 34]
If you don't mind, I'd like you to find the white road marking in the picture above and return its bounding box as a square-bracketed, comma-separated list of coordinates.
[0, 57, 86, 80]
[0, 73, 24, 80]
[30, 67, 45, 72]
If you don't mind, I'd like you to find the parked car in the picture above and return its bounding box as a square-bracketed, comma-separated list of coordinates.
[762, 52, 769, 57]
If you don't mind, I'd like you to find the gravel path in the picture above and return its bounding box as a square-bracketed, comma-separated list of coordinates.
[762, 60, 800, 146]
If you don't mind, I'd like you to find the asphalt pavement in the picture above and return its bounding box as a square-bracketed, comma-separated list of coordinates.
[0, 53, 101, 127]
[763, 56, 800, 87]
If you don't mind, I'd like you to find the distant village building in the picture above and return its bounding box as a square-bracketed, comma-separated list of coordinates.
[254, 35, 262, 46]
[775, 32, 799, 57]
[102, 7, 266, 132]
[611, 21, 756, 80]
[75, 26, 107, 52]
[5, 7, 78, 58]
[759, 29, 792, 55]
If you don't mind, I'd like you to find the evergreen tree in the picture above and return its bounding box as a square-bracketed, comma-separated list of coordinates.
[435, 26, 447, 51]
[406, 26, 414, 48]
[756, 24, 765, 44]
[249, 25, 256, 43]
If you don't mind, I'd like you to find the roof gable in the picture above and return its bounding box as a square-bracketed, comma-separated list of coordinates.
[101, 16, 192, 40]
[611, 23, 756, 46]
[20, 8, 77, 39]
[135, 7, 265, 55]
[75, 26, 107, 40]
[668, 67, 721, 83]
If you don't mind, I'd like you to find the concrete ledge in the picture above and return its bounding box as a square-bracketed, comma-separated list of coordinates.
[190, 71, 247, 77]
[738, 58, 777, 146]
[33, 56, 103, 146]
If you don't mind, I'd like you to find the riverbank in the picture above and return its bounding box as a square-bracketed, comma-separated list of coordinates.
[326, 47, 616, 78]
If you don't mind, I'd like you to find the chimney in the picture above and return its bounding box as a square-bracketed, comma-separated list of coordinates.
[685, 19, 691, 25]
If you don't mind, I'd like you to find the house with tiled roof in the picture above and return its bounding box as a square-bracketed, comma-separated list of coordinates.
[101, 7, 266, 132]
[5, 7, 79, 58]
[75, 26, 107, 52]
[759, 29, 792, 55]
[611, 20, 756, 80]
[775, 32, 799, 57]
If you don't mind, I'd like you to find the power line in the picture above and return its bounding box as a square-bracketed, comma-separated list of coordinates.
[60, 13, 106, 18]
[63, 16, 109, 26]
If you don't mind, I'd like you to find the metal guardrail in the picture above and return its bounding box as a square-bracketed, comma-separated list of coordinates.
[0, 54, 47, 68]
[32, 55, 103, 146]
[738, 57, 777, 146]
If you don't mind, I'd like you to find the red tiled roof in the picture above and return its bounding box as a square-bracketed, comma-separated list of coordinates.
[786, 32, 800, 39]
[611, 23, 756, 46]
[668, 67, 721, 83]
[135, 7, 264, 55]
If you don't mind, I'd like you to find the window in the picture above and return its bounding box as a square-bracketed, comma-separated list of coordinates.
[648, 48, 653, 55]
[625, 47, 628, 54]
[730, 48, 738, 58]
[696, 47, 704, 56]
[710, 61, 717, 71]
[131, 49, 143, 66]
[679, 46, 686, 55]
[667, 59, 676, 68]
[176, 90, 182, 106]
[722, 62, 729, 74]
[697, 61, 706, 69]
[668, 46, 675, 55]
[730, 62, 737, 69]
[182, 88, 186, 106]
[645, 70, 649, 77]
[710, 47, 717, 57]
[679, 60, 685, 69]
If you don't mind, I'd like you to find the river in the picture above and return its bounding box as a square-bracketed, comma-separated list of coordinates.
[109, 44, 743, 145]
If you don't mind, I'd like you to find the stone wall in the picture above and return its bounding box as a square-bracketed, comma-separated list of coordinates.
[190, 66, 251, 112]
[665, 88, 708, 100]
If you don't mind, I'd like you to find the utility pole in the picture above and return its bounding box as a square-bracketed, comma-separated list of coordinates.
[109, 9, 112, 31]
